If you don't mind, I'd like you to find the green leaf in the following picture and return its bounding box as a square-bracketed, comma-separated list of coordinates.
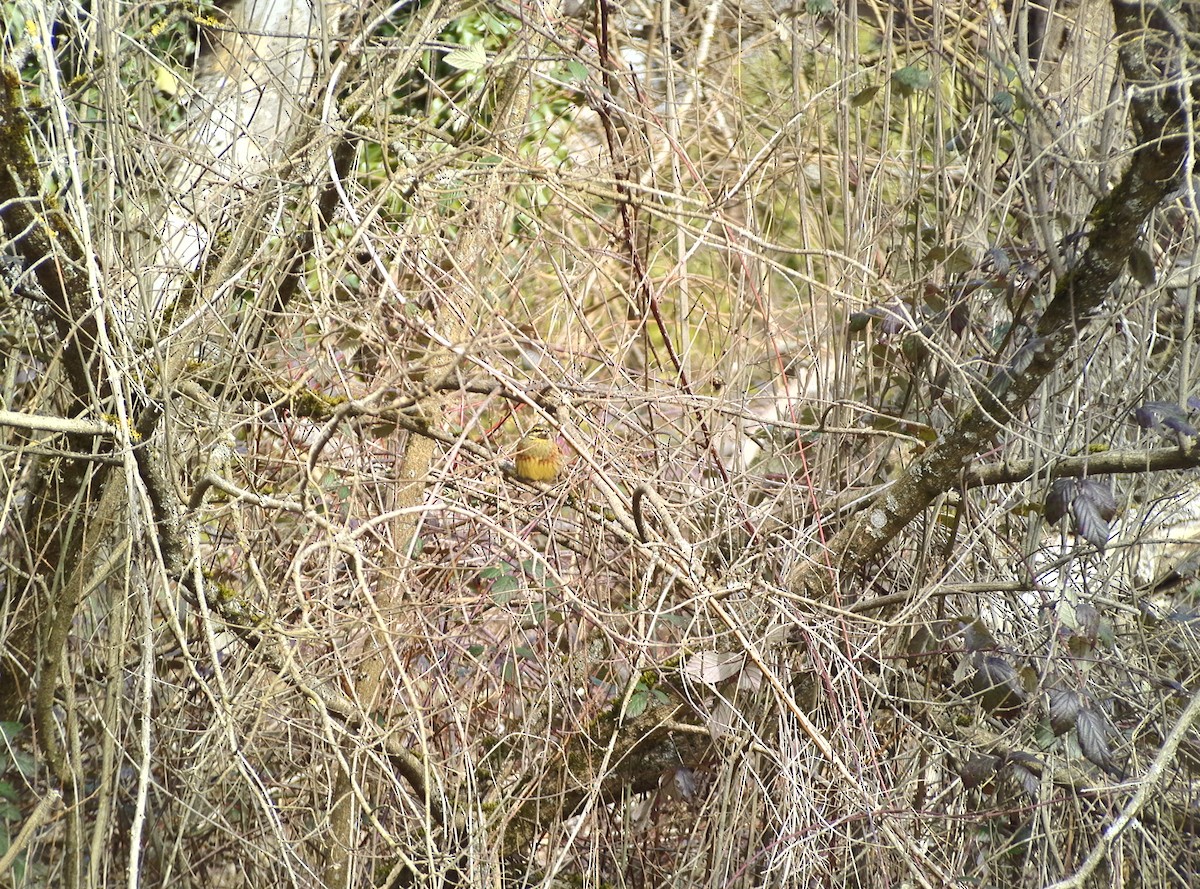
[901, 333, 929, 363]
[1032, 720, 1057, 749]
[923, 245, 974, 274]
[492, 575, 520, 597]
[848, 310, 875, 332]
[444, 44, 488, 72]
[626, 689, 649, 718]
[891, 65, 932, 96]
[991, 90, 1015, 115]
[479, 10, 514, 35]
[566, 60, 590, 83]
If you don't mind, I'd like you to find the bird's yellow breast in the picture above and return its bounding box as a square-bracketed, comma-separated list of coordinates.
[515, 431, 563, 482]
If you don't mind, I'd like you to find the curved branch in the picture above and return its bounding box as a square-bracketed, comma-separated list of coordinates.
[963, 443, 1200, 487]
[787, 0, 1197, 601]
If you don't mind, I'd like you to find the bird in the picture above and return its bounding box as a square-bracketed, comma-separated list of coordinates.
[514, 425, 564, 483]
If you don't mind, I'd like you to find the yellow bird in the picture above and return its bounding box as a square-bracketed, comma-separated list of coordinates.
[514, 425, 564, 483]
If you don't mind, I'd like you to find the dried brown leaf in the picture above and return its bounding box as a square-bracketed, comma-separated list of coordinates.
[682, 652, 745, 685]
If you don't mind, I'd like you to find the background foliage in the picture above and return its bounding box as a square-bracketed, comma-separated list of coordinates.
[2, 0, 1199, 886]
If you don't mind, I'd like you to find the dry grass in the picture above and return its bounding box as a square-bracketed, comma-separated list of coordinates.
[3, 0, 1200, 886]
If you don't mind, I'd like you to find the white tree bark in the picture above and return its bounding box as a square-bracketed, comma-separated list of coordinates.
[156, 0, 337, 297]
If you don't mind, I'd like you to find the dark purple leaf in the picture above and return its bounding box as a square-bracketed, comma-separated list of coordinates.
[1077, 480, 1117, 522]
[960, 754, 1000, 790]
[1045, 479, 1074, 525]
[1047, 688, 1083, 736]
[1071, 499, 1111, 549]
[1076, 705, 1122, 777]
[1071, 486, 1114, 549]
[970, 653, 1027, 717]
[880, 302, 909, 335]
[949, 300, 970, 337]
[1134, 400, 1197, 437]
[950, 617, 999, 652]
[848, 310, 877, 333]
[1006, 759, 1041, 798]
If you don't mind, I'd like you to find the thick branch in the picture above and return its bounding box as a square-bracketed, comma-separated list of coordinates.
[0, 66, 98, 406]
[963, 443, 1200, 487]
[0, 66, 110, 723]
[787, 0, 1196, 600]
[0, 409, 115, 437]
